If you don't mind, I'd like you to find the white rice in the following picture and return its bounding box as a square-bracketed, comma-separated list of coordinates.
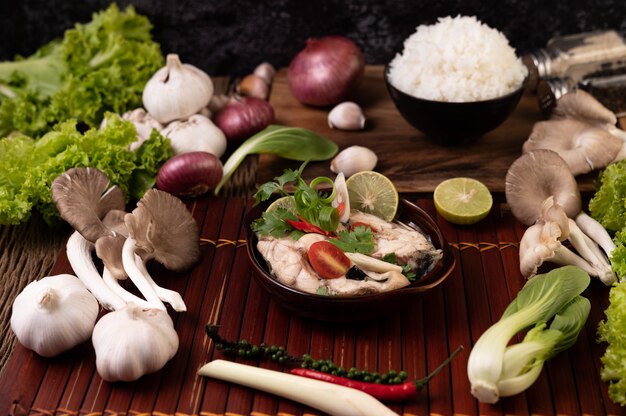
[388, 16, 528, 102]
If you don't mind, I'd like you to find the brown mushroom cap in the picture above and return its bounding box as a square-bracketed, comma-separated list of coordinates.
[552, 89, 617, 126]
[124, 189, 200, 271]
[505, 149, 581, 226]
[523, 119, 622, 175]
[95, 209, 130, 280]
[51, 167, 125, 242]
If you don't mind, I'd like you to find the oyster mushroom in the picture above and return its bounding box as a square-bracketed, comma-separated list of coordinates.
[523, 119, 623, 175]
[519, 221, 600, 278]
[121, 189, 200, 312]
[51, 168, 130, 310]
[505, 150, 616, 284]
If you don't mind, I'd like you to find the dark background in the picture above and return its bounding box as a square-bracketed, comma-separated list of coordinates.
[3, 0, 626, 76]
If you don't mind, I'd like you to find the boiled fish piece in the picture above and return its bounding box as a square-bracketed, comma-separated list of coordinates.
[348, 210, 442, 275]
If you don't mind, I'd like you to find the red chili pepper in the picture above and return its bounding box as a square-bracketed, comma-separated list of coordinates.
[290, 346, 463, 402]
[286, 215, 334, 237]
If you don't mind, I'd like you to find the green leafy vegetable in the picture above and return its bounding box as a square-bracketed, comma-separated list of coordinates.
[0, 4, 163, 138]
[215, 125, 338, 195]
[330, 226, 375, 254]
[467, 265, 590, 404]
[598, 280, 626, 405]
[0, 115, 172, 225]
[589, 159, 626, 234]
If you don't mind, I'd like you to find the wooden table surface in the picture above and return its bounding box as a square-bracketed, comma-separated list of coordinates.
[259, 65, 600, 195]
[0, 66, 623, 415]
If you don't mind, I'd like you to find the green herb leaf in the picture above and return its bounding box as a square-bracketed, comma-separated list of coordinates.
[254, 166, 304, 204]
[215, 125, 338, 195]
[382, 252, 417, 281]
[330, 226, 375, 254]
[251, 208, 298, 238]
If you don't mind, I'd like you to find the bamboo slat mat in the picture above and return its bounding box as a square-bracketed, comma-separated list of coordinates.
[0, 197, 621, 416]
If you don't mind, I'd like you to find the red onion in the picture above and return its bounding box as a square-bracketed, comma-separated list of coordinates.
[287, 36, 365, 106]
[214, 96, 275, 144]
[156, 151, 223, 198]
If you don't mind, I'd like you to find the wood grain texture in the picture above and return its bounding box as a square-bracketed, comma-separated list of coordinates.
[259, 65, 603, 194]
[0, 197, 620, 416]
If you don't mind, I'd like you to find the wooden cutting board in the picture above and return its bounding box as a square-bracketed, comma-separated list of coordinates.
[258, 65, 600, 195]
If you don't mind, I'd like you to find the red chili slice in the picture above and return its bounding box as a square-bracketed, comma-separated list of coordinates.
[307, 241, 350, 279]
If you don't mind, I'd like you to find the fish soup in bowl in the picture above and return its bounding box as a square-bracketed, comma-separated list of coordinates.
[245, 199, 455, 322]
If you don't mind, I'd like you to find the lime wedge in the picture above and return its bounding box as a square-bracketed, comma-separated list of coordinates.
[433, 177, 492, 225]
[266, 195, 297, 213]
[345, 171, 399, 221]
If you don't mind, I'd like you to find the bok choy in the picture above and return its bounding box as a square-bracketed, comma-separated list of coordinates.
[467, 265, 591, 403]
[214, 125, 338, 194]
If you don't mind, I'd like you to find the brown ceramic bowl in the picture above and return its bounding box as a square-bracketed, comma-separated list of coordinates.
[245, 199, 455, 322]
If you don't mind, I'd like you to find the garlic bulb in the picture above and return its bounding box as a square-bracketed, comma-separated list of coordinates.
[143, 54, 214, 124]
[10, 274, 99, 357]
[162, 114, 227, 158]
[328, 102, 366, 130]
[92, 303, 179, 382]
[330, 145, 378, 177]
[122, 108, 164, 150]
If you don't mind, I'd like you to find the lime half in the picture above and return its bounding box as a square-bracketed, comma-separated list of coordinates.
[266, 195, 297, 213]
[434, 177, 493, 225]
[345, 171, 399, 221]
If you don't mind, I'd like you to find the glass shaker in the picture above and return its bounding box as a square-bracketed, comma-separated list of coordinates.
[524, 30, 626, 91]
[537, 62, 626, 116]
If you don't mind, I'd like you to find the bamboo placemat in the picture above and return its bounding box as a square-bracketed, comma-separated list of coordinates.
[0, 197, 620, 416]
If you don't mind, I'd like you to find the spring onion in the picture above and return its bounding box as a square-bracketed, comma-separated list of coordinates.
[467, 265, 591, 403]
[214, 125, 338, 194]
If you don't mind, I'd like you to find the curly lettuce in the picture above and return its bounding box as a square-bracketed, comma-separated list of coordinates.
[0, 116, 172, 225]
[590, 159, 626, 405]
[0, 4, 163, 137]
[598, 280, 626, 405]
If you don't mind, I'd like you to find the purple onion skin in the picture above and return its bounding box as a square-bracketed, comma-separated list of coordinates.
[214, 96, 275, 144]
[287, 36, 365, 107]
[156, 151, 223, 198]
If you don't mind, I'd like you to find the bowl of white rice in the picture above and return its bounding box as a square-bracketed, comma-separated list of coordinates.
[385, 15, 528, 144]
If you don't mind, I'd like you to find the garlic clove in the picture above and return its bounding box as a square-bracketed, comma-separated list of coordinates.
[142, 54, 214, 124]
[162, 114, 227, 158]
[11, 274, 99, 357]
[328, 102, 366, 131]
[238, 74, 270, 100]
[253, 62, 276, 85]
[330, 145, 378, 177]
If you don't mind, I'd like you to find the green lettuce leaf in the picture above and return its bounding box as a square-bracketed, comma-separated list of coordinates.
[0, 4, 163, 138]
[0, 116, 172, 225]
[598, 280, 626, 405]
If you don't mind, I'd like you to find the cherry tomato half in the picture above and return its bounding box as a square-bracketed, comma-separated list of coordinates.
[307, 241, 351, 279]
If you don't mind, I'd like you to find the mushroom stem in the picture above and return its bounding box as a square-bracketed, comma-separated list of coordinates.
[121, 237, 166, 311]
[565, 219, 616, 285]
[548, 245, 603, 278]
[131, 253, 187, 312]
[102, 267, 153, 309]
[575, 212, 617, 258]
[66, 231, 126, 311]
